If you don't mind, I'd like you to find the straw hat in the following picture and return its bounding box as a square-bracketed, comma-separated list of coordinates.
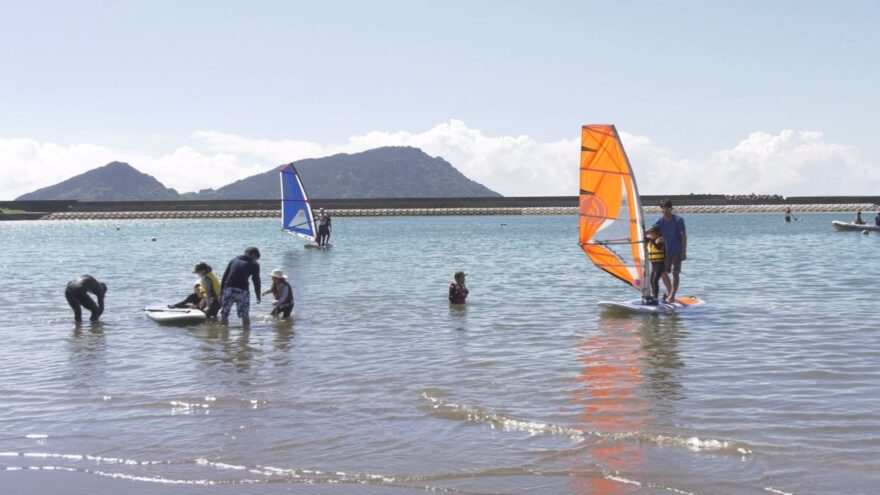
[270, 268, 287, 279]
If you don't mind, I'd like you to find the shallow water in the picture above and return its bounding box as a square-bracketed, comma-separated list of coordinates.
[1, 212, 879, 494]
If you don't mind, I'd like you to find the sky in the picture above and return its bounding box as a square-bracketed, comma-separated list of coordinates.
[1, 0, 879, 199]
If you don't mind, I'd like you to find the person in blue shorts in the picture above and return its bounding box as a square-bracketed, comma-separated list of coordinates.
[220, 247, 262, 326]
[653, 199, 687, 302]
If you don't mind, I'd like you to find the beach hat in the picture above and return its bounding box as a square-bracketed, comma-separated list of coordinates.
[270, 268, 287, 279]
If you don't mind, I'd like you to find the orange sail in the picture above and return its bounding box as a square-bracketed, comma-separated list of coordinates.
[578, 125, 647, 292]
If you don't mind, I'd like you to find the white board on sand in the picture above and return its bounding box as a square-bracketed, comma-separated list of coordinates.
[146, 308, 207, 323]
[598, 296, 706, 315]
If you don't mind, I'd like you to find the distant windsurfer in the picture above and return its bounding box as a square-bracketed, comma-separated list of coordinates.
[220, 247, 262, 326]
[448, 271, 469, 304]
[317, 208, 332, 246]
[653, 199, 687, 303]
[65, 275, 107, 322]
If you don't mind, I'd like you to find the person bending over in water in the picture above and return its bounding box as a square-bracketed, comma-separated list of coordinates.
[168, 283, 204, 309]
[220, 247, 262, 326]
[262, 268, 294, 317]
[448, 271, 469, 304]
[65, 275, 107, 322]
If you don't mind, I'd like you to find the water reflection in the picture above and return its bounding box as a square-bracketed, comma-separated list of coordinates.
[67, 323, 108, 389]
[637, 316, 686, 409]
[570, 315, 650, 494]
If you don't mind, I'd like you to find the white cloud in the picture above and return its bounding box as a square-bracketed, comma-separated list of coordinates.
[1, 122, 877, 200]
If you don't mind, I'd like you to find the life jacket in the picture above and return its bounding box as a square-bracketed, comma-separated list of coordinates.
[202, 272, 222, 300]
[449, 282, 468, 304]
[271, 279, 294, 306]
[647, 239, 665, 262]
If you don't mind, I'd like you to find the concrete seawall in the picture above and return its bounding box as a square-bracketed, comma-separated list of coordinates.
[32, 203, 878, 220]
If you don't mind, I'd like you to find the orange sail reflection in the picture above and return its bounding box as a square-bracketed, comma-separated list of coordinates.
[570, 317, 652, 494]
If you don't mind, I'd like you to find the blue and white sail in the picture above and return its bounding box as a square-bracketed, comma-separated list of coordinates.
[279, 163, 317, 242]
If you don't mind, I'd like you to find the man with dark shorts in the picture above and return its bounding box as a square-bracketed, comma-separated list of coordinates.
[317, 208, 331, 247]
[220, 247, 262, 326]
[653, 199, 687, 302]
[65, 275, 107, 322]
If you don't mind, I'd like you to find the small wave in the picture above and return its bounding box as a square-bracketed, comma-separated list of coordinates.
[422, 393, 751, 455]
[25, 434, 48, 439]
[765, 488, 794, 495]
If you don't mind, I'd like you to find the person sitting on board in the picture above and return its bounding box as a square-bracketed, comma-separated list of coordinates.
[261, 268, 294, 317]
[168, 283, 204, 309]
[645, 226, 672, 305]
[193, 262, 221, 318]
[448, 271, 469, 304]
[653, 199, 687, 303]
[317, 208, 332, 246]
[854, 210, 865, 225]
[65, 275, 107, 322]
[220, 247, 262, 326]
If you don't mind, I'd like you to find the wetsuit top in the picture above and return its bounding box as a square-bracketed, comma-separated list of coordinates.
[221, 255, 261, 295]
[319, 214, 331, 229]
[200, 272, 221, 302]
[171, 293, 201, 308]
[66, 275, 105, 311]
[449, 282, 468, 304]
[271, 279, 293, 307]
[653, 215, 686, 256]
[647, 238, 665, 262]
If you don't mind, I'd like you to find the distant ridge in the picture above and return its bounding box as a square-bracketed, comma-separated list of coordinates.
[18, 147, 501, 201]
[191, 146, 500, 199]
[16, 162, 179, 201]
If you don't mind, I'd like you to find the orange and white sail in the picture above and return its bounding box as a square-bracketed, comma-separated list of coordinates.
[578, 125, 648, 294]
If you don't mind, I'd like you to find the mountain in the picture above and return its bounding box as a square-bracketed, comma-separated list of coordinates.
[16, 161, 179, 201]
[16, 147, 501, 201]
[193, 146, 500, 199]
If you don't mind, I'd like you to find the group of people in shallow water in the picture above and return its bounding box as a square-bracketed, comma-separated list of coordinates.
[643, 199, 687, 305]
[66, 235, 470, 323]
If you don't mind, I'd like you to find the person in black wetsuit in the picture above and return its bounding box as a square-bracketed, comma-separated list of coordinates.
[220, 247, 262, 326]
[65, 275, 107, 322]
[168, 284, 204, 309]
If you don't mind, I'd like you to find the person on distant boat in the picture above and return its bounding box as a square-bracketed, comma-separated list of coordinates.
[262, 268, 294, 317]
[317, 208, 332, 246]
[645, 226, 672, 305]
[448, 271, 469, 304]
[854, 210, 865, 225]
[784, 208, 792, 223]
[65, 275, 107, 322]
[168, 283, 204, 309]
[220, 247, 262, 326]
[653, 199, 687, 303]
[193, 262, 221, 317]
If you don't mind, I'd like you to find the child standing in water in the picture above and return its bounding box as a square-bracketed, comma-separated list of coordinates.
[448, 271, 469, 304]
[645, 227, 672, 304]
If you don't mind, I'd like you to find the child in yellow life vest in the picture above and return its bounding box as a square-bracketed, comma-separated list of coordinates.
[646, 227, 672, 304]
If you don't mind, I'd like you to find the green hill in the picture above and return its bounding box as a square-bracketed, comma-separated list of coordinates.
[16, 162, 179, 201]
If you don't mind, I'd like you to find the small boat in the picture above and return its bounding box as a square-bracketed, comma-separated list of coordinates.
[279, 163, 318, 244]
[831, 220, 880, 232]
[577, 125, 704, 314]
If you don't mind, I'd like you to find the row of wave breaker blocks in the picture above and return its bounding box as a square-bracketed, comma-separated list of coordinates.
[40, 203, 877, 220]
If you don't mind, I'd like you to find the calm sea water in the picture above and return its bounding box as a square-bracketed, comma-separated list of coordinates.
[1, 212, 879, 494]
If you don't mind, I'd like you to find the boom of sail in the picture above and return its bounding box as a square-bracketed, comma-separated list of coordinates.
[280, 163, 317, 242]
[578, 125, 650, 297]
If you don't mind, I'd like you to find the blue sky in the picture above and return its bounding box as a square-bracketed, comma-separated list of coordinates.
[2, 1, 878, 198]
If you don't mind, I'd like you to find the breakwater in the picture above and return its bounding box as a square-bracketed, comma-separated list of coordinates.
[2, 196, 877, 220]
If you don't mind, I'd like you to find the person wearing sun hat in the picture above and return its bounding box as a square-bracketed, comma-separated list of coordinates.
[262, 268, 294, 317]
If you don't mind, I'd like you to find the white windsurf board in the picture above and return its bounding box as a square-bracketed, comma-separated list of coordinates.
[146, 308, 207, 323]
[598, 296, 706, 315]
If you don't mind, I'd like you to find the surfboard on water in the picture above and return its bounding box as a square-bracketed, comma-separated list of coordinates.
[279, 163, 318, 244]
[577, 124, 704, 315]
[832, 220, 880, 232]
[145, 308, 206, 323]
[304, 243, 332, 249]
[599, 296, 706, 314]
